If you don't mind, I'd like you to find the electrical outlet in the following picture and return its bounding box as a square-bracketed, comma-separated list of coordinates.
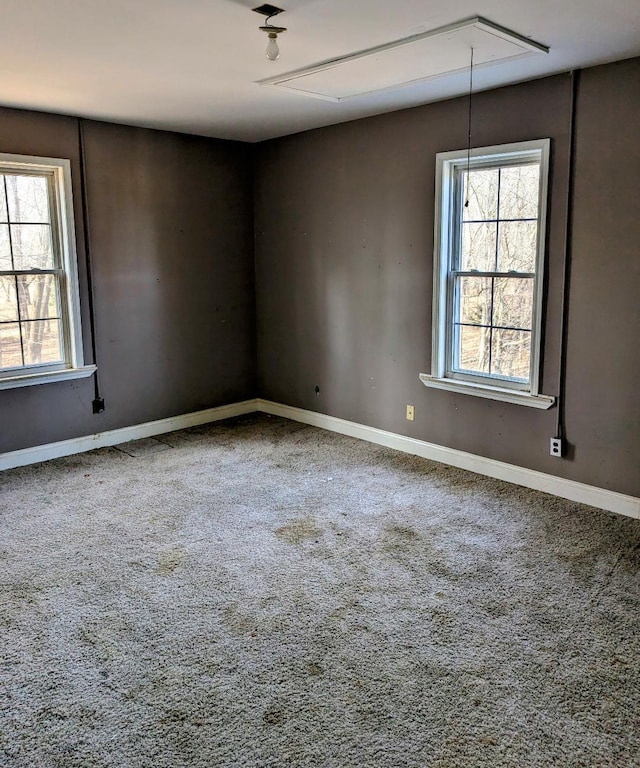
[406, 405, 415, 421]
[550, 437, 563, 458]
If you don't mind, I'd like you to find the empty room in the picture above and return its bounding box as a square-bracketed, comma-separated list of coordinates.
[1, 1, 639, 765]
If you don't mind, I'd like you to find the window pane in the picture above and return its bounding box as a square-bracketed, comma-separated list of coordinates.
[0, 276, 19, 322]
[22, 319, 62, 366]
[497, 221, 537, 273]
[491, 328, 531, 380]
[498, 165, 540, 220]
[0, 322, 23, 369]
[5, 174, 51, 223]
[17, 274, 60, 320]
[0, 224, 10, 269]
[492, 277, 534, 331]
[461, 222, 497, 271]
[458, 276, 492, 326]
[462, 168, 499, 221]
[0, 177, 7, 222]
[10, 224, 54, 269]
[455, 324, 490, 374]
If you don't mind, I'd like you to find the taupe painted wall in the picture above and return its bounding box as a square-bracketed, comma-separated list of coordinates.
[0, 110, 255, 453]
[564, 59, 640, 495]
[255, 58, 640, 497]
[1, 57, 638, 498]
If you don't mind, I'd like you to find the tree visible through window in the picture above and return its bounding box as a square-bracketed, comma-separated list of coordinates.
[454, 162, 540, 382]
[0, 173, 64, 370]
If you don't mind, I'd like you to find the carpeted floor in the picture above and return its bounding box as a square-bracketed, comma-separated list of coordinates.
[1, 413, 639, 768]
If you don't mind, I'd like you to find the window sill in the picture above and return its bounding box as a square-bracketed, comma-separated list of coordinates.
[0, 365, 97, 391]
[419, 373, 555, 410]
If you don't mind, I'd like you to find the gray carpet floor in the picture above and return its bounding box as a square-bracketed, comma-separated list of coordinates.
[1, 413, 639, 767]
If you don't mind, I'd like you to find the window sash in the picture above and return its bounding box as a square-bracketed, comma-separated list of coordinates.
[0, 267, 66, 373]
[446, 270, 536, 388]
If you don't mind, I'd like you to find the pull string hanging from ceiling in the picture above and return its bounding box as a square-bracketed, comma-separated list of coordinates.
[465, 47, 474, 209]
[253, 5, 287, 61]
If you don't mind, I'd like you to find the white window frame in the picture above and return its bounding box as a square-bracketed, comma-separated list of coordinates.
[420, 139, 554, 409]
[0, 153, 95, 390]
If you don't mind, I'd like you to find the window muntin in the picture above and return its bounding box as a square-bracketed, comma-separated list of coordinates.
[0, 154, 86, 384]
[430, 140, 550, 399]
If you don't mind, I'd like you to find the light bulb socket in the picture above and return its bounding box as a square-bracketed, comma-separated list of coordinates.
[259, 25, 286, 34]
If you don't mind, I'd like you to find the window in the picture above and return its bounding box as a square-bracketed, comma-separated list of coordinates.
[0, 153, 94, 390]
[421, 139, 554, 409]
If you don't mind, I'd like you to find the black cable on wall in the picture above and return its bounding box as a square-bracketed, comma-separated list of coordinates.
[555, 70, 579, 442]
[77, 118, 105, 414]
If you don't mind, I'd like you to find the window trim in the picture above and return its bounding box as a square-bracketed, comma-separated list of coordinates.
[421, 139, 554, 409]
[0, 153, 95, 390]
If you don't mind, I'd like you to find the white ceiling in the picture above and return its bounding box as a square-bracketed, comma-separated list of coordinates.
[1, 0, 639, 143]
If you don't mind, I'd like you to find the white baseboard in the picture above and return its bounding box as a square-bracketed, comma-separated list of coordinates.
[257, 399, 640, 521]
[2, 396, 638, 521]
[0, 399, 259, 472]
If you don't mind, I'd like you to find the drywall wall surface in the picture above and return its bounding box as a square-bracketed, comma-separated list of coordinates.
[254, 60, 640, 497]
[0, 110, 255, 453]
[563, 58, 640, 495]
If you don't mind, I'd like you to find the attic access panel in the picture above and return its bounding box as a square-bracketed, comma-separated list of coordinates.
[257, 17, 548, 102]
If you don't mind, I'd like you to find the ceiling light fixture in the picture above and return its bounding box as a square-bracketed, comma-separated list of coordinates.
[253, 4, 287, 61]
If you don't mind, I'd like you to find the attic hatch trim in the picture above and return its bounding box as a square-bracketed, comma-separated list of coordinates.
[255, 16, 549, 102]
